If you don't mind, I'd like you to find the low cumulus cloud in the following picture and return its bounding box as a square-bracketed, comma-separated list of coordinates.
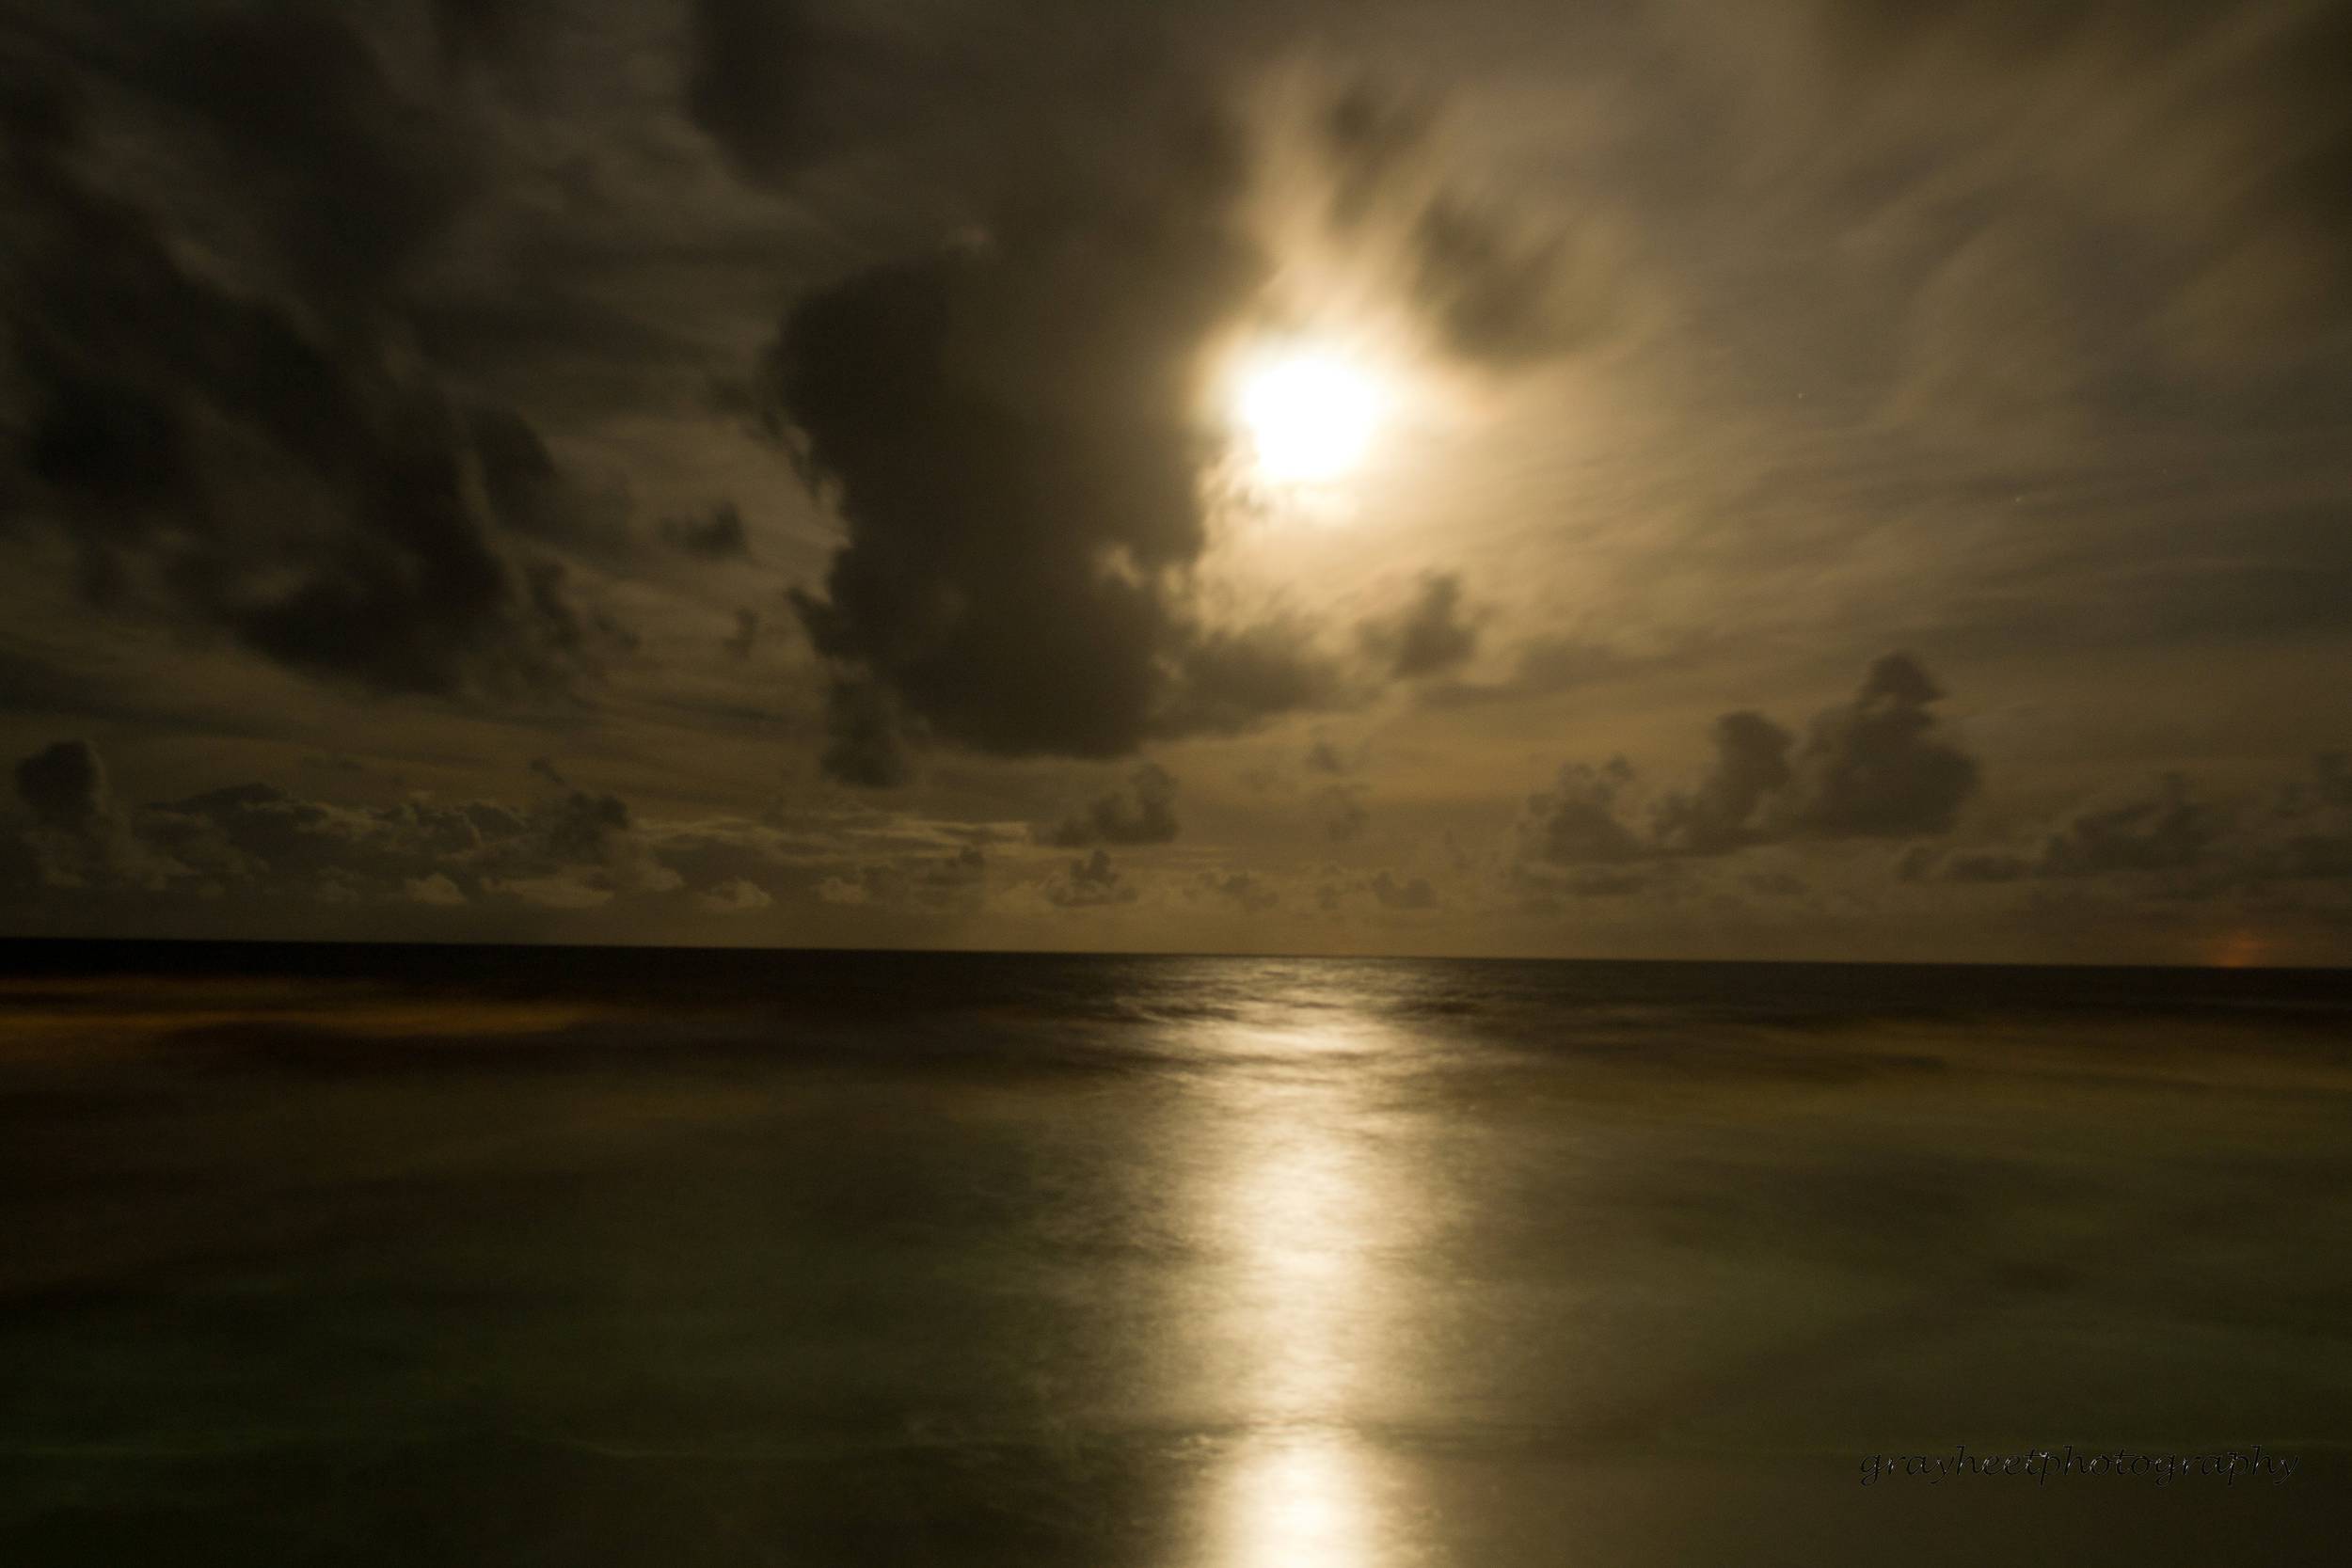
[1, 736, 1023, 925]
[1521, 654, 1982, 883]
[1902, 756, 2352, 894]
[818, 844, 988, 912]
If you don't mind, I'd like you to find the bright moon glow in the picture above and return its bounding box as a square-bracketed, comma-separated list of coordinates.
[1230, 343, 1386, 484]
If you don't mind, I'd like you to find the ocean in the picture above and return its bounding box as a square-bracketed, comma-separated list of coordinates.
[3, 942, 2348, 1563]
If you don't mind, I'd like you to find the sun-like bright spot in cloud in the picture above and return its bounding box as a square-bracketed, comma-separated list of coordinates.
[1228, 341, 1387, 485]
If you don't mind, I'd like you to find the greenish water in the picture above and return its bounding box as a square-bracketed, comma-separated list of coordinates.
[3, 945, 2348, 1563]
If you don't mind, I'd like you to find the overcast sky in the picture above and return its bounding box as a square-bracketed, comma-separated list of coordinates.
[3, 0, 2348, 963]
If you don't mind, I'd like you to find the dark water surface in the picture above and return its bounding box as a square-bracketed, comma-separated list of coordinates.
[4, 942, 2349, 1563]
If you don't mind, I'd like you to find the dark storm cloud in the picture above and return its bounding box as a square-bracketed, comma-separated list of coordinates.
[1359, 573, 1480, 680]
[0, 15, 623, 698]
[1047, 764, 1180, 849]
[1522, 655, 1981, 872]
[766, 196, 1299, 775]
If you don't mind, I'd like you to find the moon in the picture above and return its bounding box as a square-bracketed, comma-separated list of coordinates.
[1228, 341, 1387, 486]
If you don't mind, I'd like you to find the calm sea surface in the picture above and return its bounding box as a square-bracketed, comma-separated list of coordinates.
[4, 943, 2350, 1563]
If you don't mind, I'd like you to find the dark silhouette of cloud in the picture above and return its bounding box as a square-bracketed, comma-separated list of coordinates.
[1524, 654, 1981, 873]
[1772, 655, 1980, 840]
[1651, 712, 1793, 855]
[767, 187, 1323, 772]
